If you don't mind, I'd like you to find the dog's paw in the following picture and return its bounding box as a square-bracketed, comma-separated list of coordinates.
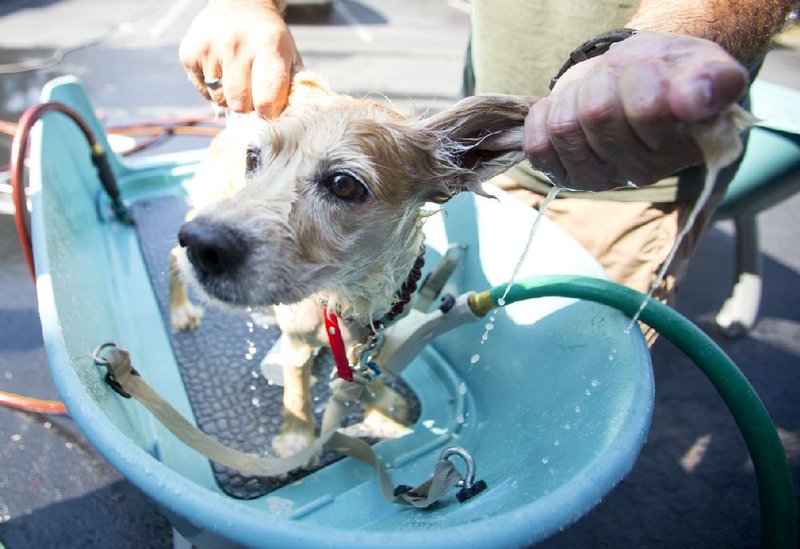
[272, 431, 319, 467]
[341, 409, 412, 440]
[364, 382, 411, 425]
[170, 302, 204, 332]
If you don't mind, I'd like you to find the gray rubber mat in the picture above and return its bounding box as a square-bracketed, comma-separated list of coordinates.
[132, 196, 420, 500]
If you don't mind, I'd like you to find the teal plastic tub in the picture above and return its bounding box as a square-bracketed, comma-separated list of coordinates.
[30, 76, 653, 548]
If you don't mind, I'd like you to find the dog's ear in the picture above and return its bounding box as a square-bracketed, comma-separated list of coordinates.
[287, 70, 335, 108]
[421, 94, 537, 202]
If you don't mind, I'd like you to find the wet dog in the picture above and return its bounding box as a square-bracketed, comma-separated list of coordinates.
[170, 71, 535, 460]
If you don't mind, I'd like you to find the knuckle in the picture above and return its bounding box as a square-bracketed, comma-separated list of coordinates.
[178, 41, 199, 67]
[548, 116, 579, 139]
[627, 93, 671, 127]
[547, 115, 582, 145]
[522, 132, 550, 158]
[578, 97, 618, 130]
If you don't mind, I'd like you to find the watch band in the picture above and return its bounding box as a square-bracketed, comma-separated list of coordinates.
[549, 28, 638, 90]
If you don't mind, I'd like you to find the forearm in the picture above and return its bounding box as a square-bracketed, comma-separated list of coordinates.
[627, 0, 793, 64]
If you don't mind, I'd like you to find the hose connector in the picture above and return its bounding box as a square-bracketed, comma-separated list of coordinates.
[467, 290, 495, 317]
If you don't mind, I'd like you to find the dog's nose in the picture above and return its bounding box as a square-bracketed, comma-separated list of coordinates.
[178, 218, 249, 276]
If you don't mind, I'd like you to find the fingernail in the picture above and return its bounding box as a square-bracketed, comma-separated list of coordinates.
[687, 77, 716, 120]
[696, 77, 713, 107]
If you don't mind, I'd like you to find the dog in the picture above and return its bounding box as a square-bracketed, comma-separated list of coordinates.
[169, 71, 535, 461]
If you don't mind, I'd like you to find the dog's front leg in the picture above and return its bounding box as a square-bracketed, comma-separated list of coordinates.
[169, 247, 204, 331]
[271, 334, 318, 461]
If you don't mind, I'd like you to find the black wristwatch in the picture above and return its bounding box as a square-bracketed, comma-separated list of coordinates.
[549, 28, 638, 90]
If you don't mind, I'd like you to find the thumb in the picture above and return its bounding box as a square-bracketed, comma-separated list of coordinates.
[670, 60, 748, 123]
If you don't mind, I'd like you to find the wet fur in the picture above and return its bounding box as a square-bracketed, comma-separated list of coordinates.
[170, 71, 535, 461]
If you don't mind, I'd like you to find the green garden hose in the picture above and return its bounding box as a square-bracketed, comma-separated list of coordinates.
[469, 274, 796, 549]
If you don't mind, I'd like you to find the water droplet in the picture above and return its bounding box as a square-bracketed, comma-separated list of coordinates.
[585, 389, 592, 396]
[541, 456, 549, 464]
[249, 384, 256, 391]
[554, 440, 560, 447]
[575, 405, 581, 413]
[484, 322, 494, 331]
[456, 414, 466, 424]
[591, 379, 600, 387]
[251, 397, 261, 407]
[245, 353, 253, 360]
[470, 354, 480, 365]
[497, 298, 506, 306]
[458, 382, 467, 395]
[251, 370, 259, 378]
[564, 422, 572, 430]
[480, 333, 489, 342]
[607, 354, 615, 361]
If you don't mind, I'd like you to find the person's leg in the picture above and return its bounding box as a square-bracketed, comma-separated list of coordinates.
[492, 174, 723, 344]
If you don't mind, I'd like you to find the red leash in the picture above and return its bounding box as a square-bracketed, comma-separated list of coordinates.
[322, 307, 354, 382]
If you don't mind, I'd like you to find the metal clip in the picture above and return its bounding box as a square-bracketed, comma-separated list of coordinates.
[92, 341, 137, 399]
[352, 323, 386, 381]
[439, 446, 487, 503]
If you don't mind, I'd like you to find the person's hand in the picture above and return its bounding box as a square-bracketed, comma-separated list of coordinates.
[179, 0, 301, 118]
[522, 30, 749, 191]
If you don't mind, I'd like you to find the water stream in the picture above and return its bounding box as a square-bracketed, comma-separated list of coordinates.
[470, 184, 563, 367]
[626, 105, 755, 331]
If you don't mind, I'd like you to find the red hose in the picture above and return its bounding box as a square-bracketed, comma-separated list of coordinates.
[11, 102, 100, 281]
[4, 106, 220, 415]
[6, 102, 100, 416]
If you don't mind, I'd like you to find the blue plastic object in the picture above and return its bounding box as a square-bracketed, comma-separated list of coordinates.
[31, 76, 653, 548]
[712, 80, 800, 336]
[716, 80, 800, 220]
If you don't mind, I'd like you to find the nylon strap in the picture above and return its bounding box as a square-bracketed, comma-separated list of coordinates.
[97, 344, 466, 508]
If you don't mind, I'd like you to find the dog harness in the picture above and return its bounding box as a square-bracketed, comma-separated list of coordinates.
[94, 341, 485, 508]
[91, 246, 486, 508]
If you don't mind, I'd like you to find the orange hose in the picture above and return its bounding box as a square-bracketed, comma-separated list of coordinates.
[0, 390, 68, 415]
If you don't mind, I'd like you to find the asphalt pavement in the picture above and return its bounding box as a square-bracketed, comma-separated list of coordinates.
[0, 1, 798, 547]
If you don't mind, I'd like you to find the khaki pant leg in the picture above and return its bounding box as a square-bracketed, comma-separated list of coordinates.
[491, 175, 724, 345]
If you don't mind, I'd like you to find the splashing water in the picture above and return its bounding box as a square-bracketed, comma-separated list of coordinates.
[626, 106, 756, 332]
[475, 185, 563, 356]
[498, 185, 563, 306]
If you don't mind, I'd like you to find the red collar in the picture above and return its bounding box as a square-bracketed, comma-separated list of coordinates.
[323, 307, 353, 382]
[323, 248, 425, 382]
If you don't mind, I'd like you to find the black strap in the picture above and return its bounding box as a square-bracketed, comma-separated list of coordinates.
[549, 28, 638, 90]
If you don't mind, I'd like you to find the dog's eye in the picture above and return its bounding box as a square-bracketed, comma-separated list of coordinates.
[245, 147, 261, 175]
[325, 172, 367, 201]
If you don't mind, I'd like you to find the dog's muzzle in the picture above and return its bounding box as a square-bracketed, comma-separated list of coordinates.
[178, 218, 249, 278]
